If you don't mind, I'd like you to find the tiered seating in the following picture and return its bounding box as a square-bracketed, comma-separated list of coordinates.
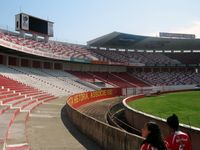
[41, 69, 93, 91]
[0, 75, 56, 109]
[189, 72, 200, 83]
[0, 66, 93, 96]
[91, 49, 129, 64]
[67, 71, 96, 82]
[0, 65, 97, 149]
[0, 31, 97, 61]
[112, 72, 149, 87]
[6, 111, 29, 150]
[132, 52, 180, 65]
[133, 71, 200, 86]
[165, 53, 200, 64]
[68, 71, 149, 87]
[90, 72, 135, 88]
[90, 49, 180, 65]
[0, 74, 58, 149]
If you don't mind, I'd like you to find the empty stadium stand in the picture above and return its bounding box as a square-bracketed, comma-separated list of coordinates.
[90, 49, 181, 65]
[0, 73, 58, 149]
[67, 71, 96, 82]
[0, 64, 97, 149]
[0, 31, 97, 61]
[165, 52, 200, 64]
[0, 65, 93, 96]
[133, 71, 200, 86]
[68, 71, 148, 88]
[112, 72, 150, 87]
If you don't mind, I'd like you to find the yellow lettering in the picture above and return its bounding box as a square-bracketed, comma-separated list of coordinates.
[106, 89, 112, 96]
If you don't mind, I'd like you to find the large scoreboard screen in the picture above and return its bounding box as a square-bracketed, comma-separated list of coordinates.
[159, 32, 195, 39]
[15, 13, 54, 37]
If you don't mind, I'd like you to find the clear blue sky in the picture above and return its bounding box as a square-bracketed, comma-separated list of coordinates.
[1, 0, 200, 44]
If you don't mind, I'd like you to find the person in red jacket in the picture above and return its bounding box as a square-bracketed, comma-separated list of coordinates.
[165, 114, 192, 150]
[140, 122, 168, 150]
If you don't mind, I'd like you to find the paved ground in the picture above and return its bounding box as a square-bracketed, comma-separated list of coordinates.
[27, 97, 102, 150]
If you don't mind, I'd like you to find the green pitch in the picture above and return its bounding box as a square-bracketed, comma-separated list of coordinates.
[128, 91, 200, 128]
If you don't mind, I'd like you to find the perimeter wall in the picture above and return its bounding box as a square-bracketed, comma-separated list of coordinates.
[66, 88, 144, 150]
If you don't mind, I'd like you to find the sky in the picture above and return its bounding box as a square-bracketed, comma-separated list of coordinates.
[0, 0, 200, 44]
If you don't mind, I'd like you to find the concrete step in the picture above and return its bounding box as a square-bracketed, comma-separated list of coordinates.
[0, 91, 14, 95]
[9, 86, 33, 89]
[12, 99, 36, 110]
[0, 93, 20, 99]
[0, 105, 10, 115]
[25, 92, 44, 97]
[6, 112, 29, 148]
[0, 109, 19, 142]
[1, 98, 30, 108]
[19, 90, 39, 95]
[2, 95, 26, 104]
[0, 143, 3, 150]
[38, 95, 55, 101]
[43, 96, 57, 103]
[22, 101, 42, 112]
[5, 143, 29, 150]
[11, 98, 31, 107]
[6, 98, 32, 108]
[13, 89, 35, 93]
[31, 93, 50, 99]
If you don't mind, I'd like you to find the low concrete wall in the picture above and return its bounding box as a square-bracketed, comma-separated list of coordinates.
[123, 84, 197, 96]
[66, 89, 144, 150]
[123, 94, 200, 150]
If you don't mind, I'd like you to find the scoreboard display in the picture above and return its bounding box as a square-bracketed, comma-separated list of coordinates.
[159, 32, 195, 39]
[15, 13, 54, 37]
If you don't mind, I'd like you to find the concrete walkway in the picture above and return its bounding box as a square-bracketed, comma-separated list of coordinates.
[27, 97, 102, 150]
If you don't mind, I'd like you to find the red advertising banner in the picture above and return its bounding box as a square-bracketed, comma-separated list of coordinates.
[91, 60, 108, 65]
[67, 88, 122, 109]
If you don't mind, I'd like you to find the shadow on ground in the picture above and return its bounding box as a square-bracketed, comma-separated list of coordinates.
[61, 106, 103, 150]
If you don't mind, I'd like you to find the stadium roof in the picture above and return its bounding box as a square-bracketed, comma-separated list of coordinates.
[87, 32, 200, 50]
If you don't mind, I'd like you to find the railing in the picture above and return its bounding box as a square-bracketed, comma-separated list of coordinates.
[122, 84, 197, 96]
[107, 103, 141, 135]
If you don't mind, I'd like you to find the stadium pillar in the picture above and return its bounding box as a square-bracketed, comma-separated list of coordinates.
[142, 68, 144, 72]
[50, 62, 53, 69]
[27, 59, 31, 67]
[30, 59, 33, 68]
[44, 36, 49, 43]
[16, 57, 20, 66]
[52, 62, 55, 70]
[41, 61, 44, 69]
[3, 55, 8, 66]
[0, 54, 3, 64]
[19, 30, 25, 38]
[32, 34, 38, 41]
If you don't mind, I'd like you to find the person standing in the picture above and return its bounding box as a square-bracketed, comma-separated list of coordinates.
[165, 114, 192, 150]
[140, 122, 168, 150]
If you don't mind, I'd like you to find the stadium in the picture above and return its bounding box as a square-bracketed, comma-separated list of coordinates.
[0, 8, 200, 150]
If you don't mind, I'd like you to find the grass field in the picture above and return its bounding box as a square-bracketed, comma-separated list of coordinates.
[128, 91, 200, 128]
